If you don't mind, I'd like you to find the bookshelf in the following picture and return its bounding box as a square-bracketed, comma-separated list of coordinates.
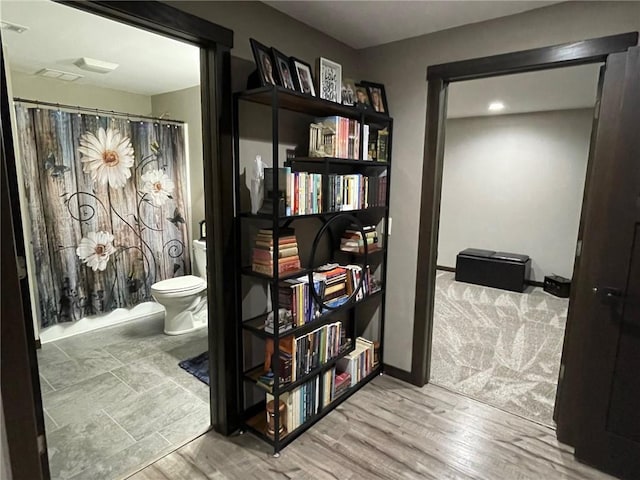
[234, 85, 392, 455]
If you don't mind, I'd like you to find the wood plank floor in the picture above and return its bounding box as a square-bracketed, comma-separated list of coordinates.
[127, 374, 615, 480]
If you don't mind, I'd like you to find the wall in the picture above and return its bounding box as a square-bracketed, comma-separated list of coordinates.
[359, 1, 640, 372]
[10, 71, 152, 115]
[439, 109, 593, 281]
[151, 85, 202, 252]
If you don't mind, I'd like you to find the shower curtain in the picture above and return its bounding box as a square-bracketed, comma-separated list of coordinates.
[15, 105, 191, 328]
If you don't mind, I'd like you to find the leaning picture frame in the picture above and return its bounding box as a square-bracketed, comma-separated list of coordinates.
[316, 57, 342, 103]
[249, 38, 278, 86]
[290, 57, 316, 96]
[361, 81, 389, 114]
[271, 48, 296, 91]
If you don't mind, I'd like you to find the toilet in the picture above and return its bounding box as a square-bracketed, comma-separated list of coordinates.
[151, 239, 208, 335]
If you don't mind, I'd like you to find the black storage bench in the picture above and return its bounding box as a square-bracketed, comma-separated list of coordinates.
[455, 248, 531, 292]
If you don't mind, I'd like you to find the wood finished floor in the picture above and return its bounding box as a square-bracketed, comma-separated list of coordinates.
[128, 374, 615, 480]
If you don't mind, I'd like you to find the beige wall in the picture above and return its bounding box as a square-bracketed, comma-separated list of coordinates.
[10, 71, 152, 115]
[359, 1, 640, 372]
[151, 86, 203, 251]
[439, 109, 593, 282]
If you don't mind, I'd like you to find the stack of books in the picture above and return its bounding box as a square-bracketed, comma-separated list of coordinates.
[309, 116, 361, 159]
[318, 266, 348, 308]
[340, 224, 380, 254]
[252, 228, 301, 276]
[266, 375, 319, 435]
[336, 337, 376, 387]
[326, 173, 387, 211]
[322, 367, 352, 407]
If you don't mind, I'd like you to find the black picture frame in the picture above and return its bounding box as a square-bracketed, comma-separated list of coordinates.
[249, 38, 277, 86]
[361, 81, 389, 114]
[290, 57, 316, 96]
[271, 48, 296, 91]
[354, 83, 371, 110]
[342, 78, 357, 106]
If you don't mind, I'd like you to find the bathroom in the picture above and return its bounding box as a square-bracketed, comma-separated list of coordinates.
[2, 1, 213, 478]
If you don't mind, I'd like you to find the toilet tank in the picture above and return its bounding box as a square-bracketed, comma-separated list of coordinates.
[193, 240, 207, 278]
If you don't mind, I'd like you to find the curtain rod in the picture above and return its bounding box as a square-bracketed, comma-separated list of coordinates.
[13, 98, 186, 126]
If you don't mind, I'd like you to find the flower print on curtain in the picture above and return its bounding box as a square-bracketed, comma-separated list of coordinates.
[15, 105, 191, 328]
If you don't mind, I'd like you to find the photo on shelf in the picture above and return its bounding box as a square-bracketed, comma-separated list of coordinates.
[316, 57, 342, 103]
[250, 38, 277, 86]
[290, 57, 316, 96]
[271, 47, 296, 91]
[361, 81, 389, 114]
[342, 78, 356, 106]
[355, 83, 371, 109]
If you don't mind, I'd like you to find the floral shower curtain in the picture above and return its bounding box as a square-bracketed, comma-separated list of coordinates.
[15, 105, 191, 328]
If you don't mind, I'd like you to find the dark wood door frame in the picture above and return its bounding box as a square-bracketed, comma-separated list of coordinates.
[411, 32, 639, 389]
[2, 2, 237, 478]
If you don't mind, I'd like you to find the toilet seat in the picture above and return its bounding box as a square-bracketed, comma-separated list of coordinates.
[151, 275, 206, 296]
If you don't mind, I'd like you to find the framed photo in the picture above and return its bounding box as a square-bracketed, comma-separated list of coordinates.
[355, 83, 371, 109]
[249, 38, 277, 86]
[316, 57, 342, 103]
[361, 81, 389, 114]
[342, 78, 357, 106]
[271, 48, 296, 91]
[290, 57, 316, 96]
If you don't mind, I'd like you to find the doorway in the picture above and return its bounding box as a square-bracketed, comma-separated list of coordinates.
[428, 64, 600, 426]
[412, 32, 640, 478]
[1, 1, 235, 479]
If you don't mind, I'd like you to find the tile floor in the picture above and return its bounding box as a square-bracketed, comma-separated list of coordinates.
[38, 316, 210, 480]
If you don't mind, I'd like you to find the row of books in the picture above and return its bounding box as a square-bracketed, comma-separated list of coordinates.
[266, 376, 319, 435]
[340, 224, 380, 254]
[251, 228, 301, 276]
[262, 168, 323, 217]
[337, 337, 376, 387]
[368, 127, 389, 162]
[309, 116, 361, 159]
[326, 174, 387, 212]
[322, 366, 351, 407]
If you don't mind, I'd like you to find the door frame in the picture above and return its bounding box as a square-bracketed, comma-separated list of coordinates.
[1, 1, 237, 478]
[411, 33, 639, 400]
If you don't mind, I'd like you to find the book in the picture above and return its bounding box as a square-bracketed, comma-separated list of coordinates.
[377, 128, 389, 162]
[308, 116, 361, 159]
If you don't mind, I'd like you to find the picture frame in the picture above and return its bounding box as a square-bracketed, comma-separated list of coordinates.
[342, 78, 357, 106]
[290, 57, 316, 96]
[316, 57, 342, 103]
[271, 48, 296, 91]
[249, 38, 277, 87]
[361, 81, 389, 114]
[354, 83, 371, 109]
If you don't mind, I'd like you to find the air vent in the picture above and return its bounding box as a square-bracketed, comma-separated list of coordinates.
[74, 57, 119, 74]
[36, 68, 83, 82]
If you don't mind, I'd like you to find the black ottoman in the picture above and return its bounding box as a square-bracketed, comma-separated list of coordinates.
[455, 248, 531, 292]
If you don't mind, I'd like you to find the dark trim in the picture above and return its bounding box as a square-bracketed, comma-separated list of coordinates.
[436, 265, 456, 273]
[1, 39, 49, 480]
[60, 1, 233, 48]
[427, 32, 638, 82]
[383, 364, 414, 384]
[413, 32, 639, 390]
[528, 279, 544, 288]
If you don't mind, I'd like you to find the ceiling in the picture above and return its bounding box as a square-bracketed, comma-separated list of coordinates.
[264, 1, 561, 49]
[447, 64, 601, 118]
[1, 0, 200, 96]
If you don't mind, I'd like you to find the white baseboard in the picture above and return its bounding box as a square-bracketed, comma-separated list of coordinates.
[39, 302, 165, 344]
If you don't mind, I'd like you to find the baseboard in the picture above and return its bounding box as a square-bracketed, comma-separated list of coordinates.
[383, 364, 414, 384]
[437, 265, 544, 287]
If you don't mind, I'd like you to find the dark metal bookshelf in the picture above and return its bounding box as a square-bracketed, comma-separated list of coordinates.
[233, 85, 393, 455]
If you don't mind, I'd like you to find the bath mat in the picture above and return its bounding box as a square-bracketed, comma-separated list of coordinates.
[179, 352, 210, 385]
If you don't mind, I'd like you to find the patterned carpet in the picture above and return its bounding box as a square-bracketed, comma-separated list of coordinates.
[430, 271, 568, 426]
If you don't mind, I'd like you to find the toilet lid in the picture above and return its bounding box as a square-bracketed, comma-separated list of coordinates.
[151, 275, 205, 294]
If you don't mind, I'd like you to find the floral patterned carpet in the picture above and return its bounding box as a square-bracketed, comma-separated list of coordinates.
[430, 271, 568, 427]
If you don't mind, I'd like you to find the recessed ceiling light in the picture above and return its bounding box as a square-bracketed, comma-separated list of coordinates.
[488, 101, 505, 112]
[0, 21, 29, 34]
[74, 57, 119, 74]
[36, 68, 83, 82]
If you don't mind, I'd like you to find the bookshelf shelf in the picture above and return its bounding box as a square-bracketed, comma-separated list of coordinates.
[234, 82, 392, 455]
[242, 289, 384, 339]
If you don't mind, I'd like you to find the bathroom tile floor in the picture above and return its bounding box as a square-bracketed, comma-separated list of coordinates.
[37, 315, 211, 480]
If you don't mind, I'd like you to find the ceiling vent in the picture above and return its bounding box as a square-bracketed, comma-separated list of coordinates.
[0, 21, 29, 34]
[74, 57, 119, 74]
[36, 68, 83, 82]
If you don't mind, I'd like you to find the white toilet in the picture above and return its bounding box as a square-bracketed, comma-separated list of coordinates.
[151, 239, 208, 335]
